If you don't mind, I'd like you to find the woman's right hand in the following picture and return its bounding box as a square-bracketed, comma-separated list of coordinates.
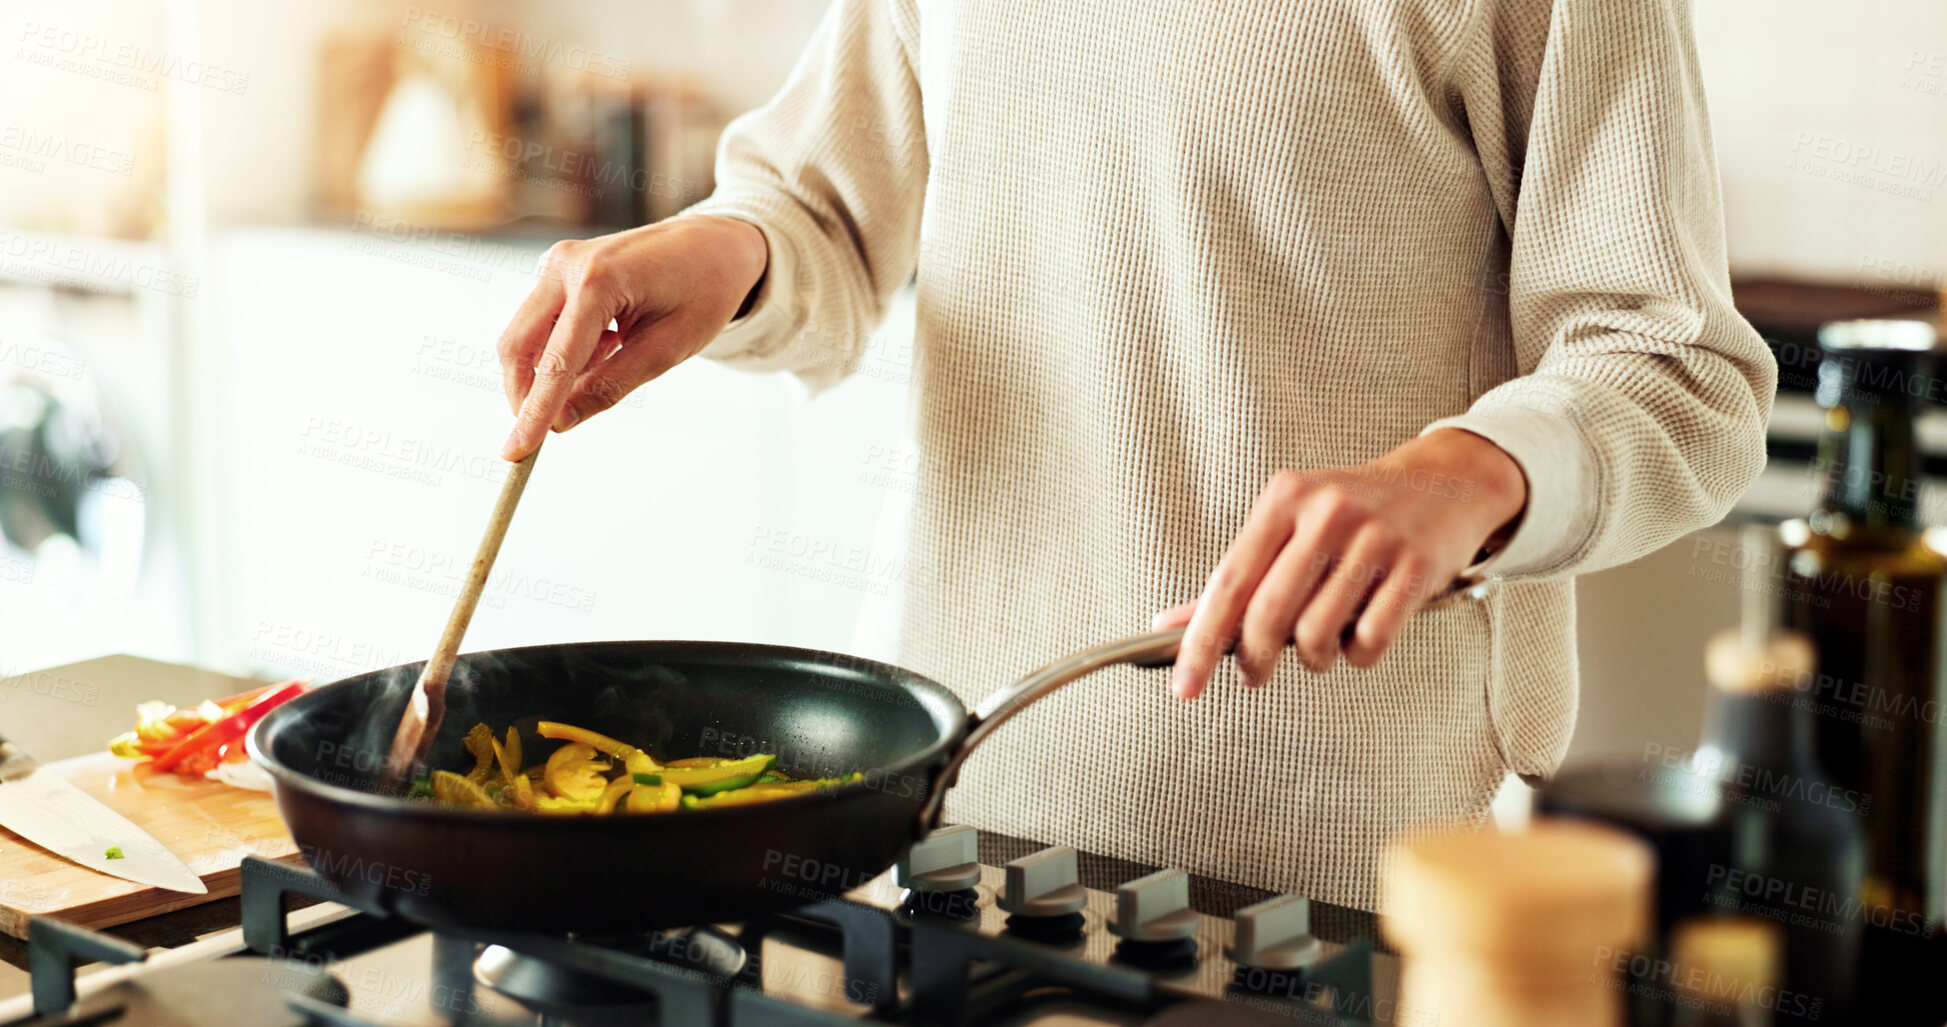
[497, 214, 769, 461]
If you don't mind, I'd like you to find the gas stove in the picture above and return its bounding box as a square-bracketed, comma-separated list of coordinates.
[6, 829, 1399, 1026]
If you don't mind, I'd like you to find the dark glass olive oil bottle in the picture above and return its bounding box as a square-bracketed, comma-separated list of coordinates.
[1692, 530, 1861, 1023]
[1777, 318, 1947, 1023]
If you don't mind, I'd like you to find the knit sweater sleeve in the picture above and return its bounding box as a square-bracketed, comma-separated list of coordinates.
[682, 0, 927, 392]
[1426, 0, 1775, 580]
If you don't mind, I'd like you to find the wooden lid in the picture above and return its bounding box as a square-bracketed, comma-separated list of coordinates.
[1382, 819, 1654, 962]
[1705, 630, 1815, 695]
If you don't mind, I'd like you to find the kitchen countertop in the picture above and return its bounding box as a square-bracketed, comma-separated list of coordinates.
[0, 655, 277, 1001]
[0, 655, 1386, 1011]
[0, 655, 268, 766]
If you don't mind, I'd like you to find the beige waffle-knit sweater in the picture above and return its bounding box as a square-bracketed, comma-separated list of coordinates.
[688, 0, 1774, 910]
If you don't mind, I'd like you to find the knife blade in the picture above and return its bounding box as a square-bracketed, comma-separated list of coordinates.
[0, 737, 206, 894]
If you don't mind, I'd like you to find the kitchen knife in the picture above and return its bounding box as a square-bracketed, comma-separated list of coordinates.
[0, 735, 207, 894]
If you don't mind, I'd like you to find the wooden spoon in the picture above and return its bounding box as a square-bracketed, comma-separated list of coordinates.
[382, 443, 542, 789]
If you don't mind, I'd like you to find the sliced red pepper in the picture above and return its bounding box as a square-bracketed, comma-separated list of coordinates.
[175, 745, 222, 776]
[214, 682, 296, 713]
[160, 709, 207, 733]
[150, 680, 307, 774]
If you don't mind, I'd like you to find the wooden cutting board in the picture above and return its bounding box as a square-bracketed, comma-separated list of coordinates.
[0, 751, 301, 939]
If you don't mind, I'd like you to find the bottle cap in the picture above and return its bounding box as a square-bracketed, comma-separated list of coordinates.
[1667, 916, 1779, 1001]
[1705, 630, 1814, 696]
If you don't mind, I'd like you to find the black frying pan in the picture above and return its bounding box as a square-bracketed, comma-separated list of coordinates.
[247, 631, 1190, 932]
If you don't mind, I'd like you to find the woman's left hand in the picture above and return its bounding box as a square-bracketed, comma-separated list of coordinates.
[1157, 428, 1528, 699]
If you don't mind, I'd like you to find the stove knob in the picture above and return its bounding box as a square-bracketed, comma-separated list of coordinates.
[1108, 869, 1200, 942]
[999, 845, 1087, 917]
[895, 824, 982, 892]
[1226, 895, 1323, 970]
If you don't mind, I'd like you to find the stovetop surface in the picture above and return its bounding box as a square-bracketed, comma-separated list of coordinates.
[8, 832, 1398, 1027]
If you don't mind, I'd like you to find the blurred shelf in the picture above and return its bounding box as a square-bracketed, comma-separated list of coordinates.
[275, 213, 613, 247]
[1732, 275, 1940, 348]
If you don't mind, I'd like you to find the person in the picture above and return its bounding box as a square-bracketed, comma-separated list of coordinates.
[493, 0, 1774, 909]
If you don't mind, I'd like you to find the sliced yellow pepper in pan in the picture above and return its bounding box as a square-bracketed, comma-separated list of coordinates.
[544, 742, 610, 803]
[502, 727, 522, 781]
[534, 793, 601, 813]
[432, 770, 496, 808]
[626, 780, 682, 813]
[594, 776, 635, 814]
[462, 724, 496, 784]
[416, 721, 835, 816]
[537, 722, 662, 772]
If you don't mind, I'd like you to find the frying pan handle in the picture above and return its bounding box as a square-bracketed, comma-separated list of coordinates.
[916, 627, 1196, 829]
[913, 576, 1493, 829]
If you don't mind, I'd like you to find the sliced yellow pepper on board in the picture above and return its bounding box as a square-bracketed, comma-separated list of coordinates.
[664, 757, 723, 769]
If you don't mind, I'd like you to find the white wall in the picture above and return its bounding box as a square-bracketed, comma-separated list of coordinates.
[1696, 0, 1947, 290]
[172, 0, 1947, 290]
[11, 0, 1942, 269]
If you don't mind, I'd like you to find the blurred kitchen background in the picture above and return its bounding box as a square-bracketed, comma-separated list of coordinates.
[0, 0, 1942, 776]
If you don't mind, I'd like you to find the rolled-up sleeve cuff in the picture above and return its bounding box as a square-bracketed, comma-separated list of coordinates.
[681, 196, 802, 364]
[1421, 396, 1600, 580]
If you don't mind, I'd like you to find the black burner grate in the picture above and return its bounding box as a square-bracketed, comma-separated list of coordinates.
[21, 848, 1378, 1026]
[237, 856, 902, 1027]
